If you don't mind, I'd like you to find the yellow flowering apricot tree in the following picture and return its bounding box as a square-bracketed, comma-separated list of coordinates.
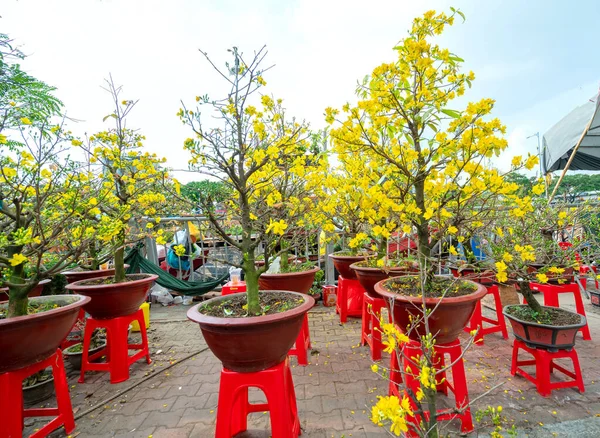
[180, 47, 325, 314]
[77, 77, 170, 282]
[326, 9, 536, 283]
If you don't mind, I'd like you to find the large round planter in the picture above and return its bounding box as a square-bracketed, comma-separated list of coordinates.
[0, 279, 50, 302]
[374, 276, 487, 344]
[503, 304, 585, 351]
[527, 264, 574, 284]
[63, 339, 108, 370]
[65, 274, 158, 319]
[258, 267, 320, 294]
[187, 291, 314, 372]
[23, 372, 54, 407]
[329, 253, 369, 279]
[449, 266, 495, 285]
[351, 262, 418, 298]
[0, 294, 91, 374]
[62, 265, 129, 284]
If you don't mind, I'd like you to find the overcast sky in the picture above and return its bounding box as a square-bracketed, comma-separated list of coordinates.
[3, 0, 600, 182]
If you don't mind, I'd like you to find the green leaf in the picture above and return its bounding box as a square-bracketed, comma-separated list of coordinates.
[441, 109, 461, 119]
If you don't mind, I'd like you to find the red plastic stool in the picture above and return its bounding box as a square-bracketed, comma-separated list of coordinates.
[529, 282, 592, 340]
[288, 314, 311, 366]
[79, 308, 151, 384]
[402, 339, 474, 435]
[361, 293, 387, 360]
[511, 339, 584, 397]
[0, 349, 75, 438]
[60, 308, 86, 350]
[215, 358, 300, 438]
[221, 281, 246, 296]
[336, 275, 364, 324]
[464, 284, 508, 345]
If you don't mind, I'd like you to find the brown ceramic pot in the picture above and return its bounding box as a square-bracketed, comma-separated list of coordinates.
[350, 262, 418, 298]
[329, 253, 368, 279]
[0, 294, 90, 373]
[504, 305, 585, 351]
[65, 273, 157, 319]
[374, 275, 487, 344]
[527, 263, 575, 284]
[62, 265, 130, 284]
[0, 279, 50, 302]
[187, 291, 314, 372]
[258, 266, 320, 294]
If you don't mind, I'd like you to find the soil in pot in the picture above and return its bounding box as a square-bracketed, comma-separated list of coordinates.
[188, 291, 314, 372]
[200, 291, 305, 317]
[375, 275, 486, 344]
[505, 305, 581, 326]
[23, 368, 54, 407]
[258, 265, 320, 294]
[351, 259, 418, 297]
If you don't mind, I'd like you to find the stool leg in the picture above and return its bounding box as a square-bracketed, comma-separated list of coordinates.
[573, 291, 592, 340]
[294, 323, 309, 366]
[137, 310, 152, 364]
[79, 320, 96, 383]
[510, 342, 519, 376]
[0, 371, 24, 437]
[265, 366, 295, 438]
[493, 289, 509, 339]
[304, 315, 311, 350]
[447, 345, 473, 434]
[471, 301, 484, 345]
[231, 387, 249, 436]
[285, 362, 301, 437]
[215, 371, 235, 438]
[361, 298, 369, 346]
[52, 350, 75, 434]
[339, 279, 347, 324]
[571, 351, 585, 394]
[107, 317, 131, 384]
[535, 351, 552, 397]
[371, 309, 382, 361]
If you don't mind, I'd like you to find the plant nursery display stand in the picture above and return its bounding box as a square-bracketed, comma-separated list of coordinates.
[215, 358, 300, 438]
[335, 275, 364, 324]
[361, 292, 387, 360]
[510, 339, 584, 397]
[288, 314, 311, 366]
[389, 338, 474, 436]
[463, 283, 508, 345]
[79, 308, 151, 384]
[529, 282, 592, 340]
[0, 349, 75, 438]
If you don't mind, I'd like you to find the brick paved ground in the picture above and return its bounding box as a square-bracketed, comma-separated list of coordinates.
[25, 293, 600, 437]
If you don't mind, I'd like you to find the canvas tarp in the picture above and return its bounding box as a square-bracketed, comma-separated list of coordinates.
[542, 96, 600, 173]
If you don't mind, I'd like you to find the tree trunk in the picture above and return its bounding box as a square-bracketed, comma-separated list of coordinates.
[518, 281, 543, 314]
[424, 387, 439, 438]
[243, 253, 261, 315]
[462, 239, 477, 265]
[114, 246, 126, 283]
[7, 288, 28, 318]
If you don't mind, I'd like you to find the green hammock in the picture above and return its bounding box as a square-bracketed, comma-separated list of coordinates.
[125, 246, 228, 296]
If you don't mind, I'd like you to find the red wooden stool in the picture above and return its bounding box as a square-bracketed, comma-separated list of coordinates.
[336, 275, 364, 324]
[288, 314, 311, 366]
[0, 349, 75, 438]
[361, 293, 387, 360]
[464, 284, 508, 345]
[529, 282, 592, 340]
[79, 308, 151, 384]
[511, 339, 584, 397]
[215, 358, 300, 438]
[402, 339, 474, 435]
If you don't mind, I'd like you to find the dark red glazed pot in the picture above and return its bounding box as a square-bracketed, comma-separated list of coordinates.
[329, 253, 368, 279]
[504, 304, 585, 351]
[449, 266, 496, 285]
[62, 265, 129, 284]
[65, 274, 157, 319]
[258, 267, 320, 294]
[350, 262, 418, 298]
[0, 279, 50, 302]
[374, 275, 487, 344]
[187, 291, 314, 372]
[0, 294, 90, 373]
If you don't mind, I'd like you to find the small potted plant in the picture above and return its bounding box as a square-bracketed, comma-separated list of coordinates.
[181, 47, 318, 372]
[65, 77, 170, 318]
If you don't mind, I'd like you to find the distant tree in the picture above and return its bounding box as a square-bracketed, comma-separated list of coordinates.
[508, 173, 600, 200]
[181, 180, 230, 210]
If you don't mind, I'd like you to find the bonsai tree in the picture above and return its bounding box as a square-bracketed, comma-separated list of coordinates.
[325, 9, 536, 286]
[77, 76, 172, 282]
[0, 34, 101, 316]
[180, 46, 324, 314]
